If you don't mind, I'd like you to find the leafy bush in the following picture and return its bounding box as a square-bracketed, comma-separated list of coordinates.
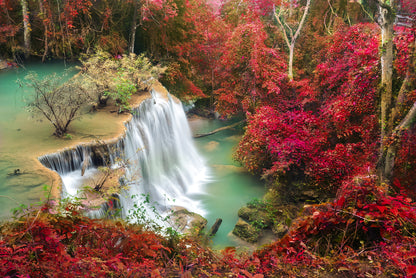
[79, 50, 165, 112]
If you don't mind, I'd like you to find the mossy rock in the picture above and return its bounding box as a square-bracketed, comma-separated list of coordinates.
[232, 218, 260, 243]
[238, 206, 272, 228]
[272, 222, 289, 238]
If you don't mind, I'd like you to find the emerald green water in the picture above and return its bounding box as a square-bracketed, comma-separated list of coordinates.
[0, 60, 130, 219]
[0, 61, 75, 218]
[189, 118, 265, 248]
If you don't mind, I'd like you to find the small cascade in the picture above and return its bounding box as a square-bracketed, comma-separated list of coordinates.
[39, 146, 92, 175]
[39, 90, 210, 222]
[39, 144, 110, 197]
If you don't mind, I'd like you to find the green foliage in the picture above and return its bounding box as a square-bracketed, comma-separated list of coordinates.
[126, 194, 172, 233]
[245, 198, 281, 230]
[79, 50, 165, 112]
[105, 75, 136, 112]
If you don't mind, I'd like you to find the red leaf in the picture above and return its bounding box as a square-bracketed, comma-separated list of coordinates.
[406, 265, 416, 276]
[376, 205, 387, 213]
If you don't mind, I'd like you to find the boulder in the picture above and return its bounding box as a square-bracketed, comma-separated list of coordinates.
[238, 206, 272, 228]
[272, 222, 289, 238]
[170, 208, 207, 235]
[232, 218, 260, 243]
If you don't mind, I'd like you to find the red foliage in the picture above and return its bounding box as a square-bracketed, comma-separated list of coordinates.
[235, 23, 380, 188]
[248, 176, 416, 277]
[0, 205, 170, 277]
[394, 26, 415, 77]
[0, 25, 17, 43]
[214, 18, 288, 116]
[62, 0, 92, 29]
[235, 106, 326, 176]
[0, 0, 18, 43]
[394, 128, 416, 197]
[0, 203, 237, 277]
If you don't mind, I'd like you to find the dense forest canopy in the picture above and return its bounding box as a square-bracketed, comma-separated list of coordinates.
[1, 0, 416, 276]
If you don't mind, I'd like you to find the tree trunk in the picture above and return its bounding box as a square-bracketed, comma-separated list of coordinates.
[377, 0, 396, 184]
[288, 43, 295, 81]
[194, 120, 245, 138]
[379, 1, 395, 140]
[39, 0, 49, 62]
[129, 0, 138, 54]
[274, 0, 311, 81]
[21, 0, 31, 58]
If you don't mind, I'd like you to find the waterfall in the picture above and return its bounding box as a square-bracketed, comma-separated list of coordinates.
[39, 90, 210, 222]
[116, 91, 209, 219]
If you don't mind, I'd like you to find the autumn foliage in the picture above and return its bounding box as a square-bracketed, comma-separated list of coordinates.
[249, 177, 416, 277]
[2, 180, 416, 277]
[1, 0, 416, 276]
[0, 203, 234, 277]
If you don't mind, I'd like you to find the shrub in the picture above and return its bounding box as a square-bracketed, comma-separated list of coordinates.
[21, 71, 93, 137]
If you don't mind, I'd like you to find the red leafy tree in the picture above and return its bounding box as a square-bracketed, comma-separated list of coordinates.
[235, 23, 380, 188]
[309, 23, 380, 184]
[235, 106, 327, 177]
[214, 18, 288, 116]
[0, 0, 18, 46]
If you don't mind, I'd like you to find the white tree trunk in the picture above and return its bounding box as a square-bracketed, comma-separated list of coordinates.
[21, 0, 31, 58]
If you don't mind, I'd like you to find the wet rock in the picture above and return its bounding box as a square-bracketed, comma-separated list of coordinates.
[273, 222, 289, 238]
[203, 141, 219, 152]
[238, 206, 272, 228]
[299, 190, 320, 201]
[170, 208, 207, 235]
[232, 218, 260, 243]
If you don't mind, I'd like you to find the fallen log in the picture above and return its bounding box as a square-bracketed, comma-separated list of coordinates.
[208, 218, 223, 236]
[193, 120, 245, 138]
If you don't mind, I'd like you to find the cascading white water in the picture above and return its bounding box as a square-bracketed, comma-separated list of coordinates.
[39, 89, 210, 222]
[39, 145, 98, 198]
[116, 90, 210, 219]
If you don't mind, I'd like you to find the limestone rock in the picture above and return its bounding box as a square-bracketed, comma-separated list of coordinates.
[232, 218, 260, 243]
[238, 206, 272, 228]
[273, 222, 289, 238]
[170, 208, 207, 235]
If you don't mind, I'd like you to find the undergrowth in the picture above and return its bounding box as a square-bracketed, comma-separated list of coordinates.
[2, 176, 416, 277]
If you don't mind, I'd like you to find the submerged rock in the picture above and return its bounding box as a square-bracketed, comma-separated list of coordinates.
[203, 141, 219, 152]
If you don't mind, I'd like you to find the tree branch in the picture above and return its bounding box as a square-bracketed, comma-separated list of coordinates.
[292, 0, 311, 45]
[193, 120, 245, 138]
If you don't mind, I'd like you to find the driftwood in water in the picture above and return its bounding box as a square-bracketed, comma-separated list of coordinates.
[7, 169, 22, 176]
[208, 218, 223, 236]
[193, 120, 245, 138]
